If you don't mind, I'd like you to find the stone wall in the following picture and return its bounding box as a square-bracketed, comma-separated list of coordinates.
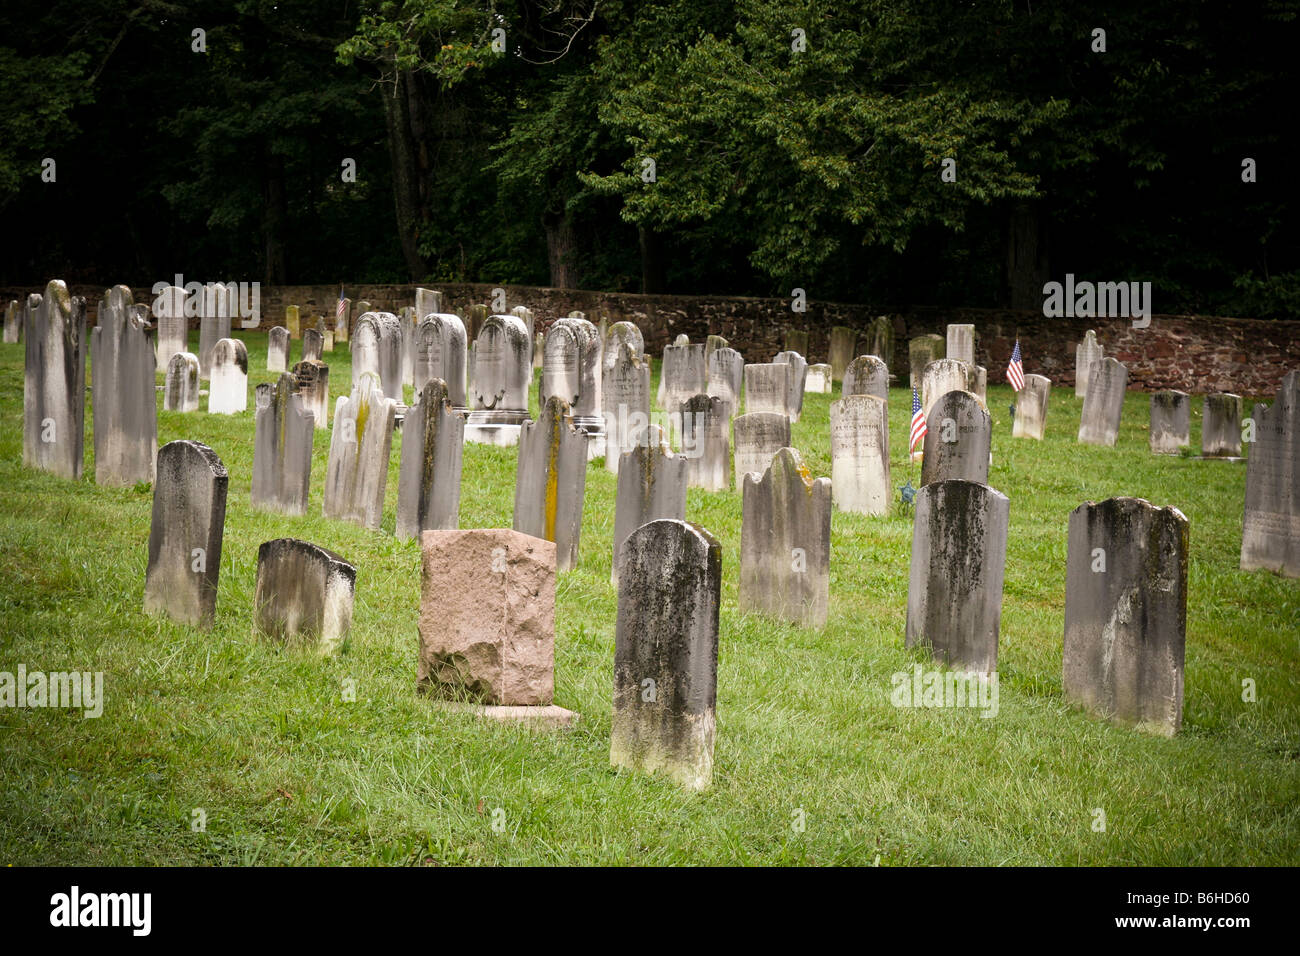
[4, 281, 1296, 398]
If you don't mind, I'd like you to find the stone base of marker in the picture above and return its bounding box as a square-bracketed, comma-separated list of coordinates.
[805, 364, 832, 393]
[253, 539, 356, 654]
[464, 413, 525, 447]
[427, 701, 578, 730]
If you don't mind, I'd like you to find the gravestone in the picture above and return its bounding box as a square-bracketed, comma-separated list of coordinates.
[611, 425, 688, 586]
[336, 297, 351, 343]
[842, 355, 888, 402]
[465, 314, 531, 446]
[706, 346, 745, 413]
[397, 379, 465, 540]
[973, 365, 987, 405]
[143, 440, 227, 628]
[207, 338, 248, 414]
[513, 305, 537, 359]
[830, 395, 890, 515]
[920, 357, 975, 418]
[1240, 370, 1299, 577]
[164, 352, 200, 412]
[739, 447, 831, 628]
[805, 364, 832, 393]
[267, 326, 289, 372]
[413, 313, 468, 410]
[828, 326, 858, 382]
[398, 306, 418, 388]
[946, 324, 975, 365]
[659, 342, 707, 411]
[91, 285, 156, 485]
[906, 479, 1010, 673]
[611, 519, 721, 790]
[301, 327, 323, 363]
[323, 377, 396, 529]
[292, 359, 330, 429]
[1149, 390, 1191, 454]
[415, 287, 443, 320]
[603, 321, 644, 374]
[251, 373, 315, 514]
[285, 304, 301, 340]
[674, 333, 689, 346]
[1075, 330, 1104, 398]
[1202, 393, 1243, 457]
[513, 396, 588, 571]
[533, 331, 545, 369]
[1064, 497, 1189, 735]
[23, 283, 87, 479]
[418, 529, 572, 726]
[743, 362, 792, 417]
[772, 350, 807, 422]
[1012, 374, 1051, 440]
[921, 390, 991, 486]
[704, 334, 728, 365]
[681, 394, 731, 492]
[602, 342, 651, 476]
[198, 282, 232, 380]
[542, 316, 605, 451]
[463, 303, 488, 346]
[733, 411, 791, 481]
[2, 299, 19, 344]
[322, 329, 334, 353]
[253, 538, 356, 653]
[863, 315, 895, 371]
[153, 285, 187, 370]
[908, 334, 945, 390]
[1078, 357, 1128, 446]
[352, 311, 403, 402]
[784, 328, 809, 358]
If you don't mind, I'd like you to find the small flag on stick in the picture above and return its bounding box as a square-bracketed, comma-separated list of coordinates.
[1006, 339, 1025, 391]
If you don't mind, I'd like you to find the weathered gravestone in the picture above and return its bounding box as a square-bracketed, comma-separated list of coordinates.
[1078, 357, 1128, 446]
[253, 538, 356, 653]
[143, 440, 227, 628]
[267, 326, 289, 372]
[351, 312, 403, 402]
[292, 359, 329, 429]
[612, 424, 688, 586]
[707, 346, 745, 413]
[842, 355, 889, 402]
[91, 285, 156, 485]
[285, 304, 301, 340]
[602, 343, 651, 476]
[514, 305, 537, 359]
[921, 390, 991, 487]
[681, 394, 731, 492]
[2, 299, 19, 344]
[399, 306, 418, 388]
[533, 331, 545, 369]
[198, 282, 232, 380]
[920, 357, 975, 419]
[863, 315, 895, 371]
[415, 287, 443, 321]
[743, 362, 792, 417]
[251, 373, 315, 514]
[324, 377, 396, 530]
[542, 316, 604, 454]
[603, 322, 644, 374]
[1075, 330, 1104, 398]
[946, 324, 975, 365]
[611, 519, 721, 790]
[1064, 497, 1189, 735]
[973, 365, 988, 405]
[513, 396, 588, 571]
[1149, 390, 1191, 454]
[164, 352, 200, 412]
[1202, 393, 1243, 458]
[772, 350, 807, 422]
[153, 284, 187, 370]
[397, 379, 465, 540]
[659, 342, 707, 411]
[805, 364, 832, 394]
[1012, 374, 1051, 440]
[740, 447, 831, 628]
[413, 313, 468, 410]
[465, 314, 531, 446]
[674, 333, 689, 346]
[207, 338, 248, 414]
[417, 529, 574, 728]
[1240, 370, 1299, 577]
[462, 303, 488, 347]
[301, 327, 324, 363]
[830, 394, 890, 516]
[908, 334, 945, 391]
[784, 328, 809, 358]
[906, 479, 1010, 673]
[828, 326, 858, 382]
[733, 411, 791, 481]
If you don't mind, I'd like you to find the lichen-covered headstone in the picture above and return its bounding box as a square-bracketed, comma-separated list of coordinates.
[253, 538, 356, 653]
[267, 326, 289, 372]
[1064, 497, 1189, 734]
[324, 377, 396, 530]
[251, 373, 315, 514]
[397, 379, 465, 540]
[704, 334, 728, 367]
[352, 311, 403, 402]
[1149, 390, 1190, 454]
[908, 334, 945, 391]
[292, 359, 329, 429]
[828, 326, 858, 382]
[740, 447, 831, 627]
[1240, 370, 1299, 577]
[784, 328, 809, 358]
[91, 285, 156, 485]
[830, 394, 890, 516]
[1202, 393, 1243, 457]
[465, 314, 531, 446]
[413, 313, 467, 410]
[1012, 374, 1051, 440]
[1078, 357, 1128, 447]
[143, 440, 227, 628]
[921, 390, 991, 486]
[285, 304, 301, 340]
[24, 282, 87, 481]
[906, 479, 1009, 673]
[842, 355, 888, 402]
[513, 396, 589, 571]
[921, 357, 975, 419]
[301, 327, 323, 363]
[1075, 330, 1103, 398]
[612, 519, 721, 791]
[602, 342, 651, 475]
[681, 393, 731, 492]
[164, 352, 200, 412]
[542, 316, 604, 452]
[208, 338, 248, 414]
[863, 315, 894, 370]
[612, 425, 688, 586]
[733, 411, 791, 481]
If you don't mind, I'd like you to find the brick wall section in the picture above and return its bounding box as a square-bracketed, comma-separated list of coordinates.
[4, 282, 1296, 397]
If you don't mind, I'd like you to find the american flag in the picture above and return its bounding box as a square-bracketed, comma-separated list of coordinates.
[336, 287, 346, 321]
[1006, 339, 1025, 391]
[909, 387, 928, 454]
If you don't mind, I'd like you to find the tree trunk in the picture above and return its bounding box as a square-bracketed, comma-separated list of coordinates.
[639, 225, 665, 294]
[262, 150, 288, 284]
[383, 69, 429, 281]
[1005, 202, 1048, 310]
[544, 210, 579, 289]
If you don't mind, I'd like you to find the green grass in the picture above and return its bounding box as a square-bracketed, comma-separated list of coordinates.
[0, 332, 1297, 866]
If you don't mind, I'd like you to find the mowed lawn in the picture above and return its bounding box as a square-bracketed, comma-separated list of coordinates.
[0, 331, 1296, 866]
